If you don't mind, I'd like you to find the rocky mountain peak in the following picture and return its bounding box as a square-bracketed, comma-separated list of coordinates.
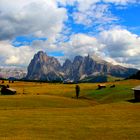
[34, 51, 49, 63]
[26, 51, 138, 82]
[73, 56, 83, 63]
[26, 51, 62, 81]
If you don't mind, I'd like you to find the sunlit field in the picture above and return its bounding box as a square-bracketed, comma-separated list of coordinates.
[0, 80, 140, 140]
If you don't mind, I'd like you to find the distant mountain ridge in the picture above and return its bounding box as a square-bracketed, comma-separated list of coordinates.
[0, 67, 27, 79]
[128, 70, 140, 80]
[26, 51, 138, 82]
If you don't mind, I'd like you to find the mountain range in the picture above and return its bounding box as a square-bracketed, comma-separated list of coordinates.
[0, 67, 27, 80]
[26, 51, 138, 82]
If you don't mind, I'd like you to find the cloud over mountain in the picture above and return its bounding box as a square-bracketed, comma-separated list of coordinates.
[99, 28, 140, 67]
[0, 0, 140, 68]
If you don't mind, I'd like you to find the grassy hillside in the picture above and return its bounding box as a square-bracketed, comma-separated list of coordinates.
[80, 74, 123, 83]
[3, 79, 140, 103]
[107, 75, 123, 82]
[0, 79, 140, 139]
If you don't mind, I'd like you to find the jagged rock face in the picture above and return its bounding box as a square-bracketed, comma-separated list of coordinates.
[108, 66, 137, 78]
[83, 55, 96, 75]
[26, 51, 138, 81]
[62, 59, 73, 79]
[26, 51, 62, 81]
[69, 56, 84, 81]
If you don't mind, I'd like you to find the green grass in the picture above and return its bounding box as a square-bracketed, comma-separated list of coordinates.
[0, 79, 140, 139]
[107, 75, 123, 82]
[81, 80, 140, 103]
[83, 85, 134, 103]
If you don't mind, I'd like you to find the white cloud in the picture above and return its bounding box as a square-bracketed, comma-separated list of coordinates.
[58, 0, 119, 29]
[0, 41, 36, 66]
[58, 31, 140, 68]
[6, 56, 19, 65]
[1, 28, 140, 68]
[0, 0, 67, 66]
[60, 33, 104, 58]
[73, 4, 118, 26]
[103, 0, 138, 5]
[0, 0, 67, 42]
[58, 0, 137, 9]
[99, 28, 140, 67]
[59, 0, 138, 28]
[59, 29, 140, 68]
[0, 0, 140, 69]
[0, 38, 61, 66]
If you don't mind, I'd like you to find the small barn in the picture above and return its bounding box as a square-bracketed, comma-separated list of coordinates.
[98, 84, 106, 89]
[0, 85, 16, 95]
[132, 86, 140, 101]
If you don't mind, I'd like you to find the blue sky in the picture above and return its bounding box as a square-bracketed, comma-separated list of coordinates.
[12, 1, 140, 46]
[111, 4, 140, 34]
[12, 36, 47, 47]
[0, 0, 140, 68]
[65, 2, 140, 35]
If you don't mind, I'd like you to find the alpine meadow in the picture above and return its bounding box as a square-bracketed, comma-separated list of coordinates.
[0, 79, 140, 139]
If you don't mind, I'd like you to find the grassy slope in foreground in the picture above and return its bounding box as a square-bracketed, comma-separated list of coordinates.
[0, 97, 139, 140]
[0, 79, 140, 139]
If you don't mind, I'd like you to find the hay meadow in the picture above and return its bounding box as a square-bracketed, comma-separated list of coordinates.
[0, 80, 140, 140]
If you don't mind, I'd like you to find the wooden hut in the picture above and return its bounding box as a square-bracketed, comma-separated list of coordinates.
[132, 86, 140, 101]
[98, 84, 106, 89]
[1, 85, 16, 95]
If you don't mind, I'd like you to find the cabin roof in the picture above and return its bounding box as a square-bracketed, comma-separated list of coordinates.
[132, 85, 140, 91]
[6, 88, 16, 92]
[98, 84, 106, 86]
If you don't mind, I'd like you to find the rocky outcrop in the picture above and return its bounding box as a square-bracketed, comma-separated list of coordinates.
[26, 51, 62, 81]
[26, 51, 138, 82]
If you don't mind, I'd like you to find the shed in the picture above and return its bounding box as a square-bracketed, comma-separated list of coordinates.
[1, 86, 16, 95]
[98, 84, 106, 89]
[132, 86, 140, 101]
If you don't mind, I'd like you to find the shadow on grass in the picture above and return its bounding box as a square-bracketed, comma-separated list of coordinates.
[72, 96, 92, 100]
[127, 99, 140, 103]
